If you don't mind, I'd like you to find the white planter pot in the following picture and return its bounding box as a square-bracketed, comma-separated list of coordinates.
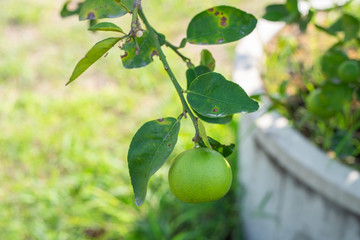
[233, 20, 360, 240]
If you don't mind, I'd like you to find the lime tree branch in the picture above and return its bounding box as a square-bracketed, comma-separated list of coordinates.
[138, 8, 200, 143]
[131, 0, 141, 54]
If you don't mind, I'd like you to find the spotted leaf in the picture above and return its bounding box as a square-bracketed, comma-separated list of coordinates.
[187, 6, 257, 45]
[187, 72, 258, 118]
[128, 117, 181, 206]
[79, 0, 133, 21]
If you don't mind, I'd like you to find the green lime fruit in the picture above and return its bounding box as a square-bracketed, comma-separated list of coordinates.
[168, 147, 232, 204]
[338, 60, 360, 83]
[306, 89, 336, 119]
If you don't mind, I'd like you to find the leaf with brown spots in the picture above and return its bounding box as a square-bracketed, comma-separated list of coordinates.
[200, 49, 216, 71]
[187, 72, 259, 118]
[187, 5, 257, 45]
[121, 31, 164, 69]
[128, 117, 181, 206]
[79, 0, 133, 21]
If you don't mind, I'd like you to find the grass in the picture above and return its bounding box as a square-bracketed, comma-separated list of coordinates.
[0, 0, 254, 239]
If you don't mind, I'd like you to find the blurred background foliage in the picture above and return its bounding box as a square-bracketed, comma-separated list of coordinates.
[0, 0, 271, 239]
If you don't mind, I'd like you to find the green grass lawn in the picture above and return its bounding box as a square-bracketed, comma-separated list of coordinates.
[0, 0, 259, 239]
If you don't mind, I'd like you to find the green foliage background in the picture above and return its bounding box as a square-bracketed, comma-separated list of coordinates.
[0, 0, 268, 239]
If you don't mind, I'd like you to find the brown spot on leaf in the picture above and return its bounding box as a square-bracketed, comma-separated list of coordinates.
[157, 118, 164, 122]
[212, 107, 219, 113]
[215, 11, 219, 16]
[87, 12, 96, 20]
[121, 51, 128, 59]
[220, 16, 227, 27]
[150, 50, 158, 60]
[168, 143, 172, 147]
[208, 8, 214, 12]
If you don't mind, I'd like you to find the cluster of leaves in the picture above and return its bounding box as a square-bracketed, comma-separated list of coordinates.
[264, 0, 360, 167]
[61, 0, 259, 205]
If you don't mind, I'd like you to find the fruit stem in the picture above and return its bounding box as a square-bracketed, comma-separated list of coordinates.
[138, 8, 200, 142]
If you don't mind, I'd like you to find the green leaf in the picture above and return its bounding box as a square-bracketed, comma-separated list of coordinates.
[321, 48, 348, 79]
[121, 31, 160, 69]
[263, 4, 289, 22]
[187, 6, 257, 45]
[79, 0, 132, 21]
[315, 14, 359, 41]
[128, 117, 181, 206]
[342, 14, 360, 41]
[316, 17, 343, 36]
[179, 38, 187, 48]
[194, 109, 233, 125]
[156, 31, 166, 46]
[299, 10, 314, 32]
[200, 49, 216, 71]
[66, 37, 121, 85]
[186, 65, 212, 89]
[285, 0, 299, 14]
[187, 72, 259, 118]
[89, 19, 98, 28]
[263, 0, 300, 23]
[60, 1, 82, 18]
[88, 22, 125, 33]
[199, 137, 235, 158]
[198, 120, 211, 149]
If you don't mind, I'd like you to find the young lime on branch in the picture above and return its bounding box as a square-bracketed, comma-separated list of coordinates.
[62, 0, 258, 205]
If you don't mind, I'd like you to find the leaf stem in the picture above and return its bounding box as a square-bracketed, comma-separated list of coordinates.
[138, 8, 200, 143]
[165, 41, 193, 66]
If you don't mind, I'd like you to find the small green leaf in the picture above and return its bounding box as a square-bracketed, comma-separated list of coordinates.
[299, 10, 314, 32]
[187, 72, 259, 118]
[285, 0, 299, 14]
[199, 137, 235, 158]
[186, 65, 212, 89]
[200, 49, 216, 71]
[156, 32, 166, 46]
[315, 14, 359, 41]
[60, 1, 82, 18]
[342, 14, 360, 41]
[263, 4, 289, 22]
[67, 37, 121, 85]
[89, 19, 98, 28]
[198, 120, 211, 149]
[263, 0, 300, 23]
[316, 17, 343, 36]
[194, 110, 233, 125]
[79, 0, 132, 21]
[179, 38, 187, 48]
[88, 22, 125, 33]
[321, 48, 348, 79]
[128, 117, 181, 206]
[187, 6, 257, 45]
